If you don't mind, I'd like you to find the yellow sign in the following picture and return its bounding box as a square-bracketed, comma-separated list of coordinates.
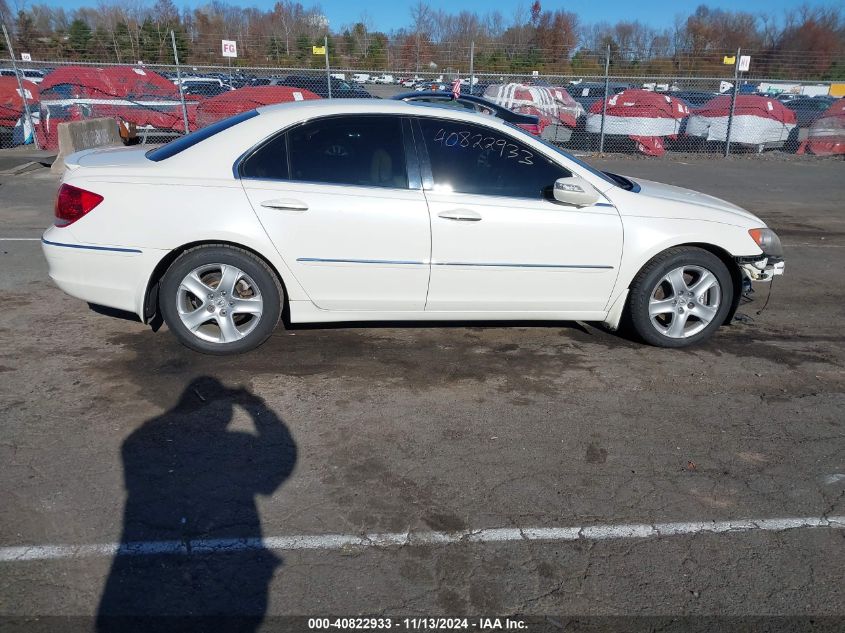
[829, 83, 845, 97]
[723, 55, 736, 65]
[312, 46, 326, 55]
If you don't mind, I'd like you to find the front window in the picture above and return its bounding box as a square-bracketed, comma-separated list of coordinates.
[417, 118, 570, 199]
[504, 123, 626, 189]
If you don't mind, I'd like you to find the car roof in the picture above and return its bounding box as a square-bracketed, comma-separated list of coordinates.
[256, 98, 519, 129]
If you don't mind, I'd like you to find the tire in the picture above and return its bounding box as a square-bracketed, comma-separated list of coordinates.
[627, 246, 733, 348]
[159, 245, 283, 355]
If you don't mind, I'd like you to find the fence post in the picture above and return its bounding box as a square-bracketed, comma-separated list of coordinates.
[599, 44, 610, 153]
[469, 41, 474, 94]
[1, 23, 40, 150]
[171, 30, 190, 135]
[324, 36, 331, 99]
[725, 47, 740, 157]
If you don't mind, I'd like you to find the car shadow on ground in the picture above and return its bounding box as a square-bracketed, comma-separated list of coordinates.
[96, 376, 297, 632]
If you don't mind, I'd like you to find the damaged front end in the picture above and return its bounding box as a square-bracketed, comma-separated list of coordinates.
[734, 255, 785, 316]
[738, 227, 785, 296]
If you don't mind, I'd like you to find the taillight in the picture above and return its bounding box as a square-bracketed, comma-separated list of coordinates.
[54, 184, 104, 227]
[517, 123, 541, 136]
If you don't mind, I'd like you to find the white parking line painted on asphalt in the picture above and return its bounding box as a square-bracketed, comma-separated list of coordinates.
[1, 515, 842, 563]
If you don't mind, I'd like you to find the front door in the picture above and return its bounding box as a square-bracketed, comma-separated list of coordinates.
[415, 117, 623, 313]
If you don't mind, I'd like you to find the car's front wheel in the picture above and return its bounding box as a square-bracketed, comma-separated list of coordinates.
[627, 247, 733, 348]
[160, 245, 282, 355]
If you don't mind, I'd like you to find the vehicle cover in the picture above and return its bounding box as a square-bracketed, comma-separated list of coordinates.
[38, 66, 195, 149]
[685, 95, 796, 148]
[0, 76, 39, 127]
[196, 86, 320, 127]
[0, 77, 41, 146]
[585, 89, 689, 156]
[483, 83, 584, 137]
[797, 99, 845, 156]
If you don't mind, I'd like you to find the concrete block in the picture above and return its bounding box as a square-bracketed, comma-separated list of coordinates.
[51, 117, 122, 174]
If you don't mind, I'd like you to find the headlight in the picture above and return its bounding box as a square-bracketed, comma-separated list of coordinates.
[748, 228, 783, 258]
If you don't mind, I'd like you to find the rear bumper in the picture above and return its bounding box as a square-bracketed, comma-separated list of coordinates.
[41, 226, 165, 318]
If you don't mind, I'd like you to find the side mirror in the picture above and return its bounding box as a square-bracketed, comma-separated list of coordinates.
[552, 176, 601, 207]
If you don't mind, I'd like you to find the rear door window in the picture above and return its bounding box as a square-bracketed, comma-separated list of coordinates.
[287, 115, 408, 189]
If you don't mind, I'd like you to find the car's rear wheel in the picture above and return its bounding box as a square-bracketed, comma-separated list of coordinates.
[628, 247, 733, 348]
[160, 245, 282, 355]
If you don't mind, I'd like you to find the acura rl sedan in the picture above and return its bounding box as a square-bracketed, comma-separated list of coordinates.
[42, 100, 784, 354]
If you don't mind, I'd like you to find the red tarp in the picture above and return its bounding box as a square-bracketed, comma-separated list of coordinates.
[798, 99, 845, 156]
[0, 77, 39, 128]
[196, 86, 321, 127]
[39, 65, 179, 99]
[693, 94, 796, 125]
[38, 66, 194, 149]
[586, 89, 690, 156]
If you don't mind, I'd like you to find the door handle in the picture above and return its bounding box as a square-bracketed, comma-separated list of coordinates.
[437, 209, 482, 222]
[260, 199, 308, 211]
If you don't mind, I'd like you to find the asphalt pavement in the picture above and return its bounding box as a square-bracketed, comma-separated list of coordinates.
[0, 154, 843, 630]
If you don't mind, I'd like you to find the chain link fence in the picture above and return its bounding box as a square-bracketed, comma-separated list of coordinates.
[1, 54, 842, 158]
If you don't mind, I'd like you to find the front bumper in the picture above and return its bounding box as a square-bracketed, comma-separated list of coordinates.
[738, 255, 784, 283]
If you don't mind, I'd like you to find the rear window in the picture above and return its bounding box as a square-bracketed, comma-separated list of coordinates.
[145, 110, 259, 162]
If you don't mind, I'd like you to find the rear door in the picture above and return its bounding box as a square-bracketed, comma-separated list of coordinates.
[240, 115, 431, 311]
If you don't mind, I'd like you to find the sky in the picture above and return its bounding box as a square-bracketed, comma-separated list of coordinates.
[22, 0, 839, 33]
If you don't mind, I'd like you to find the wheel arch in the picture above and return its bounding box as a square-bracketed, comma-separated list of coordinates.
[615, 241, 742, 328]
[143, 240, 290, 327]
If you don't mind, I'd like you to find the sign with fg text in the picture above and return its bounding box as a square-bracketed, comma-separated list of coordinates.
[738, 55, 751, 72]
[312, 46, 326, 55]
[222, 40, 238, 58]
[21, 52, 31, 62]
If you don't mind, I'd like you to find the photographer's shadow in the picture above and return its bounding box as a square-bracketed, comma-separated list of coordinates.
[97, 377, 297, 632]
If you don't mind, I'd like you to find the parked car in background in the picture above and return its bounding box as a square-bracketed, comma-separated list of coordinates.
[392, 91, 540, 131]
[351, 73, 370, 84]
[567, 82, 630, 110]
[414, 82, 449, 92]
[373, 74, 395, 84]
[39, 65, 194, 149]
[0, 76, 40, 148]
[686, 95, 796, 151]
[181, 81, 232, 98]
[43, 99, 783, 355]
[0, 68, 45, 84]
[196, 86, 320, 127]
[270, 75, 371, 99]
[784, 96, 838, 127]
[658, 90, 717, 108]
[484, 84, 584, 141]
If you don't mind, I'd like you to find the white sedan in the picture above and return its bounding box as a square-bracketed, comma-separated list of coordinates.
[42, 100, 784, 354]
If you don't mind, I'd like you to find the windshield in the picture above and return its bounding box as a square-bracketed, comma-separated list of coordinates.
[504, 122, 624, 188]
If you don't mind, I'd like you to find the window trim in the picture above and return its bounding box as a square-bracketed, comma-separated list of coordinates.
[235, 113, 420, 191]
[412, 115, 571, 201]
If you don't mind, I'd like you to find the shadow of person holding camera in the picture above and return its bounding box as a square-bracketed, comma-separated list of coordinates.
[97, 376, 297, 632]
